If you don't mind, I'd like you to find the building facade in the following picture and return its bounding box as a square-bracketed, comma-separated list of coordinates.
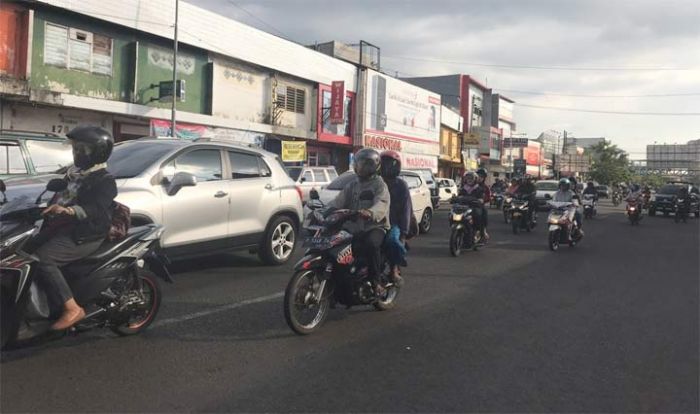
[438, 105, 462, 178]
[647, 139, 700, 175]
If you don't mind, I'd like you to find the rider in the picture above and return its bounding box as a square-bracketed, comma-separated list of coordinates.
[553, 178, 583, 237]
[459, 171, 487, 240]
[515, 174, 537, 222]
[491, 178, 506, 194]
[379, 150, 411, 287]
[642, 185, 652, 208]
[626, 184, 643, 204]
[476, 168, 490, 240]
[328, 148, 390, 293]
[35, 126, 117, 331]
[506, 177, 520, 196]
[583, 181, 599, 200]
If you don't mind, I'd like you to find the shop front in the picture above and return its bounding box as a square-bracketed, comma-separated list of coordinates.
[0, 102, 112, 135]
[313, 82, 355, 173]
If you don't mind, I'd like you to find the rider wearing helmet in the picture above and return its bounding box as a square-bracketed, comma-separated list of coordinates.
[34, 125, 118, 331]
[583, 181, 599, 200]
[380, 150, 411, 286]
[476, 168, 490, 240]
[329, 148, 390, 292]
[459, 170, 488, 241]
[515, 174, 537, 222]
[554, 178, 583, 234]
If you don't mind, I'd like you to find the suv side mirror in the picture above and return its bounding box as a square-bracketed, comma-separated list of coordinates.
[167, 172, 197, 196]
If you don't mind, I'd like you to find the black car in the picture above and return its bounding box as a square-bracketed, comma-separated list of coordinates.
[649, 183, 700, 217]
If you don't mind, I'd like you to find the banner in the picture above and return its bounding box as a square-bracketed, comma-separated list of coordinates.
[150, 119, 207, 140]
[281, 141, 307, 162]
[330, 81, 345, 124]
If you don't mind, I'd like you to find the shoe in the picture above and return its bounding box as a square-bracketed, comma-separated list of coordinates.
[391, 274, 404, 288]
[51, 307, 86, 331]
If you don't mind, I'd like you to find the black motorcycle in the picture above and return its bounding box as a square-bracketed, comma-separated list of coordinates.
[449, 196, 485, 257]
[0, 179, 171, 349]
[284, 191, 399, 335]
[674, 197, 689, 223]
[509, 196, 536, 234]
[502, 195, 513, 224]
[491, 190, 505, 210]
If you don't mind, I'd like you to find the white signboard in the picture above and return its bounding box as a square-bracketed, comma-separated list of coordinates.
[365, 69, 440, 143]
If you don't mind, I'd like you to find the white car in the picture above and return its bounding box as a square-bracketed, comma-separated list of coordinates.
[437, 178, 458, 202]
[535, 180, 560, 210]
[317, 170, 434, 233]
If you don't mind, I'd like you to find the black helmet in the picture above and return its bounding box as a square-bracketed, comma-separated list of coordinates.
[354, 148, 381, 179]
[476, 167, 488, 178]
[66, 125, 114, 169]
[380, 150, 401, 179]
[587, 181, 594, 187]
[559, 178, 571, 191]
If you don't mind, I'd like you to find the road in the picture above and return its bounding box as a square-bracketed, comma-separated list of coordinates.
[2, 201, 698, 413]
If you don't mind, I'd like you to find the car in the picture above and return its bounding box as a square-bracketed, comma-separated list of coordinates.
[596, 185, 610, 198]
[649, 182, 700, 217]
[407, 168, 440, 209]
[103, 138, 302, 265]
[535, 179, 560, 210]
[0, 131, 73, 179]
[437, 178, 458, 202]
[286, 166, 338, 203]
[318, 170, 434, 233]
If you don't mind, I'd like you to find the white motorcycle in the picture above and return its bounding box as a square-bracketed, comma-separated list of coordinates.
[547, 201, 583, 251]
[582, 194, 597, 219]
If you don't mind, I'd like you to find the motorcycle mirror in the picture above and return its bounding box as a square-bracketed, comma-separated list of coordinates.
[359, 190, 374, 201]
[309, 189, 320, 200]
[46, 178, 68, 193]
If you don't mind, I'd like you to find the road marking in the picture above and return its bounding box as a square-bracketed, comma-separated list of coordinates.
[153, 291, 284, 328]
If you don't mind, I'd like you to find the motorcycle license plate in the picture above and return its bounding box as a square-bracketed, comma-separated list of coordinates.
[304, 236, 332, 249]
[548, 225, 559, 231]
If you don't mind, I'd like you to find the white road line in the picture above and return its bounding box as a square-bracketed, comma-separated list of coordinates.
[152, 291, 284, 328]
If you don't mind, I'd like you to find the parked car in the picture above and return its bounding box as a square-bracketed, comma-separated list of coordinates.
[437, 178, 458, 202]
[286, 166, 338, 203]
[596, 185, 610, 198]
[535, 180, 560, 210]
[407, 168, 440, 209]
[318, 170, 434, 233]
[0, 130, 73, 179]
[9, 138, 305, 265]
[649, 182, 700, 217]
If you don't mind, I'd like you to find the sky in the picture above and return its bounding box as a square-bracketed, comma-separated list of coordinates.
[190, 0, 700, 159]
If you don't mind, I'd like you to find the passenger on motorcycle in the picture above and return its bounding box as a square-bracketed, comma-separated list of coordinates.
[515, 174, 537, 222]
[553, 178, 583, 236]
[476, 168, 490, 241]
[379, 150, 411, 287]
[35, 126, 117, 331]
[506, 177, 520, 196]
[458, 171, 488, 241]
[328, 148, 390, 293]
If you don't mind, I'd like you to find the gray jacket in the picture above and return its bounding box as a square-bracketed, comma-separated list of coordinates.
[328, 175, 390, 230]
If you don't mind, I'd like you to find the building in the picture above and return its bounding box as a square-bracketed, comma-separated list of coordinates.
[0, 0, 360, 170]
[646, 139, 700, 176]
[438, 105, 463, 178]
[565, 137, 607, 152]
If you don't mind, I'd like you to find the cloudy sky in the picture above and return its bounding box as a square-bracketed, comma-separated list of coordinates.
[191, 0, 700, 158]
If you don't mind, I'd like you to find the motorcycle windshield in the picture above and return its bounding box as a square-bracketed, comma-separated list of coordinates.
[0, 195, 41, 222]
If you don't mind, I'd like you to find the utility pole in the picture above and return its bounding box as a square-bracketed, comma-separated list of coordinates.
[170, 0, 179, 137]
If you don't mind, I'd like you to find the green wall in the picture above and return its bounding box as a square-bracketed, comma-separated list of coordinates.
[31, 8, 210, 114]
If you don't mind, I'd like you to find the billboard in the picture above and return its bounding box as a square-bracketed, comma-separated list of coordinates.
[281, 141, 307, 162]
[365, 69, 440, 142]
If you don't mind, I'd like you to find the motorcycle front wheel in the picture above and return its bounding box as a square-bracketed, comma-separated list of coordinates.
[449, 227, 464, 257]
[548, 230, 560, 251]
[504, 210, 511, 224]
[111, 270, 162, 336]
[284, 270, 329, 335]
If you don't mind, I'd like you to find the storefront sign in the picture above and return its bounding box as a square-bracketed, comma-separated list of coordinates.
[364, 69, 440, 143]
[150, 119, 207, 140]
[330, 81, 345, 124]
[403, 154, 438, 172]
[1, 103, 112, 135]
[503, 138, 528, 148]
[363, 134, 403, 152]
[281, 141, 307, 162]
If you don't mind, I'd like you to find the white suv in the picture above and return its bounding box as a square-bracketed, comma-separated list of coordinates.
[108, 138, 303, 265]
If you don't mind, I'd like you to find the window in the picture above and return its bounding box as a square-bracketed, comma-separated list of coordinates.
[109, 141, 177, 179]
[258, 158, 272, 177]
[321, 90, 351, 136]
[312, 168, 328, 182]
[43, 23, 112, 75]
[401, 175, 421, 190]
[327, 169, 338, 180]
[228, 151, 263, 179]
[0, 144, 27, 175]
[277, 85, 306, 114]
[25, 139, 73, 173]
[301, 170, 314, 183]
[164, 149, 222, 182]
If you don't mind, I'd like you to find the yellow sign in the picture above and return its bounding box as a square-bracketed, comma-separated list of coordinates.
[464, 132, 480, 145]
[281, 141, 307, 162]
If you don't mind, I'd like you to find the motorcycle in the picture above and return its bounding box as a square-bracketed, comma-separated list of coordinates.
[491, 191, 505, 210]
[284, 190, 399, 335]
[582, 194, 597, 219]
[0, 179, 171, 350]
[449, 196, 485, 256]
[612, 192, 622, 207]
[502, 195, 513, 224]
[509, 196, 536, 234]
[674, 197, 689, 223]
[547, 201, 583, 251]
[626, 198, 642, 225]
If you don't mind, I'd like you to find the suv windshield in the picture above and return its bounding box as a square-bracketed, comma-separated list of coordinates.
[658, 185, 682, 195]
[108, 141, 176, 179]
[327, 171, 356, 190]
[536, 181, 559, 191]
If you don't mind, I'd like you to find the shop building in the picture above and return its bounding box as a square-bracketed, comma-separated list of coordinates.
[438, 105, 463, 179]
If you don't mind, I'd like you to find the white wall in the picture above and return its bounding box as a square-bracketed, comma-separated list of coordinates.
[211, 58, 270, 124]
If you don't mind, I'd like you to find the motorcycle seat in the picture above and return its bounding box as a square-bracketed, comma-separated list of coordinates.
[81, 225, 156, 262]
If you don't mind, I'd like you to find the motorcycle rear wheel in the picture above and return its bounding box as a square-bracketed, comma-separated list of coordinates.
[374, 284, 400, 311]
[111, 270, 162, 336]
[284, 270, 329, 335]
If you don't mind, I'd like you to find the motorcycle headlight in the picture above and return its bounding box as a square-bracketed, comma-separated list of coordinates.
[451, 213, 463, 222]
[548, 217, 559, 225]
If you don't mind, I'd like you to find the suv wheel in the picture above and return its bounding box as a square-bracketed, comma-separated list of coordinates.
[259, 216, 296, 265]
[419, 208, 432, 234]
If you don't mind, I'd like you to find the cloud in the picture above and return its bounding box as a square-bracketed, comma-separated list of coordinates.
[189, 0, 700, 157]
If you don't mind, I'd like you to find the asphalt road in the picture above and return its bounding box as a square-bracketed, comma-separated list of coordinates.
[2, 201, 698, 413]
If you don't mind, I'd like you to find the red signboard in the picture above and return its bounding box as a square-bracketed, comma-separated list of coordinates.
[330, 81, 345, 124]
[363, 133, 402, 152]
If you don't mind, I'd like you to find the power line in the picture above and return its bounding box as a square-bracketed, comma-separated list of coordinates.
[495, 88, 700, 98]
[383, 55, 697, 72]
[516, 103, 700, 116]
[224, 1, 289, 40]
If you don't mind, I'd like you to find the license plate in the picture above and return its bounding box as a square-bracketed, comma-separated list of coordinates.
[304, 236, 331, 248]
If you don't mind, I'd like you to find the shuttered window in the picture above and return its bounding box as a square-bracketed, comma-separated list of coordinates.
[276, 85, 306, 114]
[43, 22, 112, 76]
[44, 24, 69, 67]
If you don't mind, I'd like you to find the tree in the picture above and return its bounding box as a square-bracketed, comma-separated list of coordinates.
[588, 141, 631, 185]
[631, 172, 666, 189]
